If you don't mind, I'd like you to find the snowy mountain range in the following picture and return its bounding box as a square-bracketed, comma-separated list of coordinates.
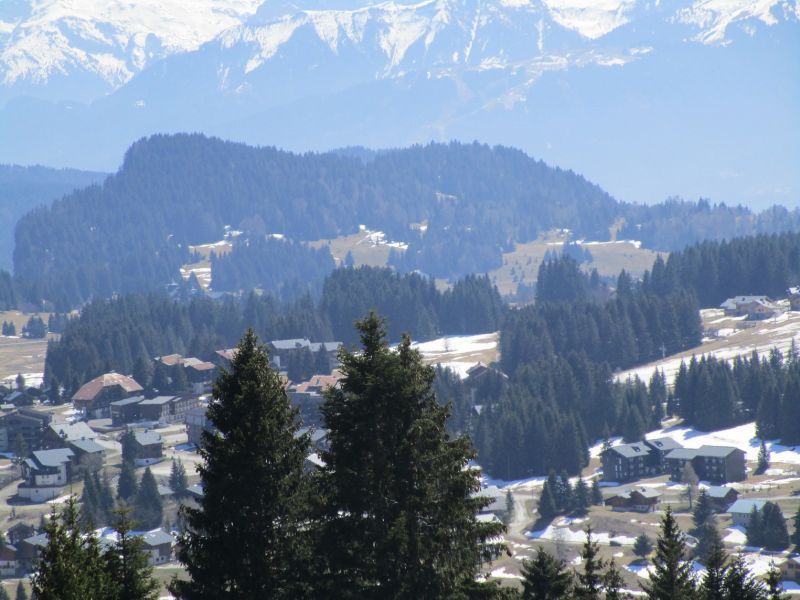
[1, 0, 798, 207]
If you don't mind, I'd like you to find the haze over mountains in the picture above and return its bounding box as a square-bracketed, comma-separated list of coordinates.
[1, 0, 798, 208]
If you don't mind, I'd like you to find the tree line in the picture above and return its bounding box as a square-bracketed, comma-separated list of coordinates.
[43, 267, 504, 394]
[673, 349, 800, 444]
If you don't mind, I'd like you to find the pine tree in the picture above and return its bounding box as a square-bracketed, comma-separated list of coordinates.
[169, 458, 188, 498]
[761, 502, 790, 551]
[121, 431, 137, 464]
[642, 506, 696, 600]
[538, 482, 558, 521]
[695, 518, 723, 564]
[723, 554, 767, 600]
[698, 532, 726, 600]
[133, 467, 163, 530]
[746, 506, 763, 547]
[693, 490, 713, 530]
[105, 510, 160, 600]
[574, 526, 604, 600]
[0, 585, 10, 600]
[764, 562, 787, 600]
[81, 470, 100, 527]
[574, 478, 589, 515]
[590, 478, 603, 505]
[171, 330, 312, 600]
[757, 440, 770, 474]
[603, 559, 627, 600]
[117, 460, 139, 502]
[317, 313, 504, 598]
[792, 505, 800, 550]
[520, 548, 572, 600]
[30, 497, 111, 599]
[633, 533, 653, 560]
[14, 582, 26, 600]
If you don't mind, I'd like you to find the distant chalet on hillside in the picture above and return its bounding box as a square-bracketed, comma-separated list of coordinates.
[72, 373, 143, 419]
[719, 295, 780, 320]
[664, 445, 746, 485]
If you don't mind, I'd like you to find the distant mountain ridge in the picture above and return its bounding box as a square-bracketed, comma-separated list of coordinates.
[0, 0, 798, 206]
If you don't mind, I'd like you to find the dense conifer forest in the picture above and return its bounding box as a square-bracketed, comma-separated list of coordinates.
[43, 267, 504, 392]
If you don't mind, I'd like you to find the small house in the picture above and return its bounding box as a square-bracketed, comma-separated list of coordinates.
[140, 529, 174, 565]
[728, 499, 766, 528]
[605, 488, 661, 512]
[132, 431, 163, 466]
[779, 556, 800, 582]
[719, 296, 779, 320]
[0, 544, 18, 576]
[18, 448, 75, 502]
[706, 486, 739, 512]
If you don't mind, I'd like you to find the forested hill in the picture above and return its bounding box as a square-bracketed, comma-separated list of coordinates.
[15, 134, 800, 310]
[14, 134, 619, 308]
[0, 164, 105, 271]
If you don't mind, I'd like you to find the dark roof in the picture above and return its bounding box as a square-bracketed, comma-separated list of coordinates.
[665, 448, 700, 460]
[706, 486, 736, 499]
[110, 396, 144, 407]
[270, 338, 311, 350]
[31, 448, 74, 467]
[645, 438, 683, 452]
[608, 443, 652, 459]
[133, 431, 162, 446]
[139, 396, 175, 406]
[69, 439, 105, 454]
[695, 445, 743, 458]
[728, 499, 766, 514]
[72, 373, 143, 402]
[140, 529, 174, 547]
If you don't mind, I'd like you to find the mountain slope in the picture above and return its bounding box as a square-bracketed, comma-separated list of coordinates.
[0, 0, 797, 206]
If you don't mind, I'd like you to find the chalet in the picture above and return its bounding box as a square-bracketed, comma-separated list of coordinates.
[156, 354, 184, 367]
[0, 407, 52, 453]
[132, 431, 163, 466]
[719, 296, 779, 320]
[643, 437, 683, 471]
[473, 485, 509, 521]
[464, 363, 509, 403]
[186, 405, 214, 446]
[268, 339, 342, 370]
[0, 544, 18, 576]
[110, 396, 144, 426]
[138, 395, 200, 424]
[16, 533, 48, 571]
[42, 421, 97, 450]
[601, 443, 654, 482]
[214, 348, 237, 367]
[706, 486, 739, 511]
[18, 448, 74, 502]
[728, 499, 766, 528]
[288, 374, 341, 428]
[605, 488, 661, 512]
[140, 529, 174, 566]
[664, 446, 746, 484]
[68, 438, 105, 473]
[182, 358, 216, 394]
[779, 556, 800, 582]
[72, 373, 144, 419]
[788, 287, 800, 311]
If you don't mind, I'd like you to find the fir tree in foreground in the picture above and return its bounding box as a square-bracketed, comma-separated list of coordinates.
[317, 313, 504, 598]
[642, 506, 696, 600]
[520, 548, 572, 600]
[171, 329, 311, 600]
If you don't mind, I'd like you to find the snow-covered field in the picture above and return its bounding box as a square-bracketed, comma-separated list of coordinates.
[643, 421, 800, 466]
[2, 371, 44, 388]
[617, 309, 800, 385]
[410, 332, 499, 378]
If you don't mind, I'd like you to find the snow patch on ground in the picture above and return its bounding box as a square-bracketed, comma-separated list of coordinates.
[723, 526, 747, 545]
[645, 421, 800, 465]
[2, 372, 44, 388]
[490, 566, 523, 579]
[410, 332, 499, 378]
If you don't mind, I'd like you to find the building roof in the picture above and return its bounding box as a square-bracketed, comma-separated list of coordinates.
[608, 443, 652, 459]
[48, 421, 97, 442]
[695, 445, 743, 458]
[645, 438, 683, 452]
[665, 448, 700, 460]
[156, 354, 183, 366]
[22, 533, 49, 548]
[270, 338, 311, 351]
[728, 499, 766, 515]
[215, 348, 237, 362]
[110, 396, 144, 407]
[183, 358, 215, 372]
[630, 487, 661, 500]
[69, 438, 105, 455]
[139, 396, 175, 406]
[293, 374, 341, 393]
[140, 529, 174, 547]
[72, 373, 143, 402]
[31, 448, 74, 468]
[133, 431, 162, 446]
[706, 486, 736, 499]
[308, 341, 343, 353]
